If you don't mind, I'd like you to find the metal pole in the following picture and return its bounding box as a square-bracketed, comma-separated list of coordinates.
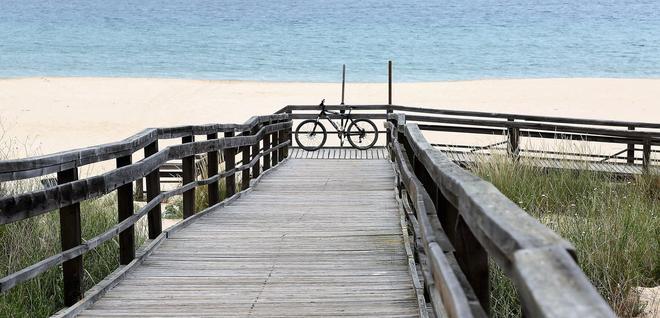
[388, 60, 393, 105]
[341, 64, 346, 105]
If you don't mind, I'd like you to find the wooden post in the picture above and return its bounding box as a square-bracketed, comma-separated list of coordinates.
[224, 131, 236, 197]
[251, 126, 260, 180]
[144, 141, 162, 239]
[241, 130, 251, 191]
[207, 133, 219, 206]
[455, 216, 490, 313]
[271, 127, 279, 167]
[277, 128, 285, 161]
[134, 178, 144, 201]
[387, 115, 398, 160]
[116, 155, 135, 265]
[263, 129, 271, 171]
[642, 140, 651, 171]
[627, 126, 636, 164]
[388, 60, 393, 105]
[507, 118, 519, 158]
[285, 110, 293, 158]
[386, 106, 393, 146]
[58, 167, 83, 306]
[182, 136, 195, 218]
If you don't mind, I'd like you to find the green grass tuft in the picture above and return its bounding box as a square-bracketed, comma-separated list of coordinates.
[469, 154, 659, 317]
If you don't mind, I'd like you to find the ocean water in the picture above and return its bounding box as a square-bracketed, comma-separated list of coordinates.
[0, 0, 659, 82]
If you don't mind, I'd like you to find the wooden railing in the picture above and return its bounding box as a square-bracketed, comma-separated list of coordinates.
[279, 104, 660, 169]
[0, 114, 292, 306]
[386, 113, 615, 317]
[1, 104, 658, 317]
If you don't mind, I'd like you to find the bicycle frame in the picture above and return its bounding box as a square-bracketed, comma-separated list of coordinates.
[312, 108, 364, 141]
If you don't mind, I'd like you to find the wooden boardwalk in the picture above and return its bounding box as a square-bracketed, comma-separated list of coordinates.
[78, 158, 423, 317]
[288, 147, 389, 160]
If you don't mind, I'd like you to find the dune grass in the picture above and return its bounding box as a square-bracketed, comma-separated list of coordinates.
[0, 189, 148, 317]
[467, 155, 659, 317]
[0, 131, 148, 317]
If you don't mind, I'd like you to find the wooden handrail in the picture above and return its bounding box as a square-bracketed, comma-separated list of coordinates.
[0, 114, 293, 307]
[0, 121, 291, 224]
[386, 113, 616, 317]
[0, 114, 288, 181]
[280, 104, 660, 129]
[282, 104, 659, 169]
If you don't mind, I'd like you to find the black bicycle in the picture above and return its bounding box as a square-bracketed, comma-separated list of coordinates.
[295, 99, 378, 151]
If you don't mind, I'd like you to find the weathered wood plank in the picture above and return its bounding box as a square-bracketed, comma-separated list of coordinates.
[78, 158, 422, 317]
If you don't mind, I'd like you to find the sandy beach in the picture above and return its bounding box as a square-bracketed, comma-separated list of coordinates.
[0, 77, 658, 155]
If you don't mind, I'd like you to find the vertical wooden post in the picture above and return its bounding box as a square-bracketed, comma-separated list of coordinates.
[278, 128, 285, 161]
[134, 178, 144, 201]
[507, 118, 519, 158]
[435, 178, 490, 313]
[144, 141, 162, 239]
[241, 130, 251, 191]
[207, 133, 219, 206]
[271, 127, 279, 167]
[263, 129, 271, 171]
[58, 168, 83, 306]
[642, 140, 651, 171]
[388, 60, 393, 105]
[182, 136, 195, 218]
[455, 216, 490, 313]
[224, 131, 236, 197]
[251, 126, 260, 180]
[627, 126, 636, 164]
[285, 110, 292, 158]
[116, 155, 135, 265]
[387, 115, 398, 160]
[386, 107, 393, 146]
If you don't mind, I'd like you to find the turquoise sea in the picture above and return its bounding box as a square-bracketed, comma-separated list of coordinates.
[1, 0, 659, 82]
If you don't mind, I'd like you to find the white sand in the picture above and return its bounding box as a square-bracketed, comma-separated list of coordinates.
[0, 77, 658, 155]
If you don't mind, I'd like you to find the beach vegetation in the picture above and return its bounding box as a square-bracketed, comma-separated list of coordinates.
[467, 154, 659, 317]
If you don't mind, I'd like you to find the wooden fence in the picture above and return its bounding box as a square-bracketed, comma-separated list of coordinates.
[0, 114, 292, 306]
[279, 104, 660, 169]
[386, 112, 615, 317]
[1, 104, 658, 317]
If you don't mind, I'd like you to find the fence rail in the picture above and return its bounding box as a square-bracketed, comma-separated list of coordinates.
[280, 104, 659, 168]
[386, 113, 615, 317]
[0, 113, 292, 306]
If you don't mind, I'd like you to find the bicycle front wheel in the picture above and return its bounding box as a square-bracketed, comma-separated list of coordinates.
[347, 119, 378, 150]
[295, 120, 327, 151]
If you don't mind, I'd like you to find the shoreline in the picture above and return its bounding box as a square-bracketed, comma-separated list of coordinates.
[0, 77, 658, 156]
[2, 75, 660, 84]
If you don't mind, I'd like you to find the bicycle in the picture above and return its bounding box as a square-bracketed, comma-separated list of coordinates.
[294, 99, 379, 151]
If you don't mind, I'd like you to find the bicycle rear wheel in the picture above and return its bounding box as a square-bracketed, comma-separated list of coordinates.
[295, 120, 327, 151]
[347, 119, 378, 150]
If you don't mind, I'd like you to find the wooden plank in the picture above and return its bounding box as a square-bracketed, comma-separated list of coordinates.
[78, 159, 420, 317]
